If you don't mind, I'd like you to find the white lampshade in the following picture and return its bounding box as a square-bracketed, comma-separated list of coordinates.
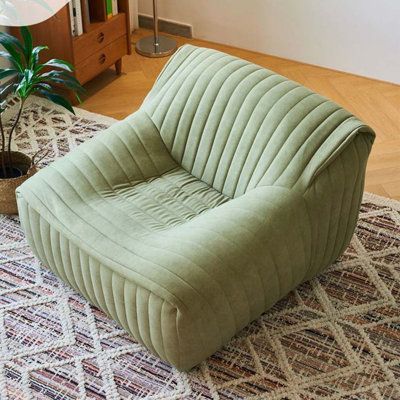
[0, 0, 70, 26]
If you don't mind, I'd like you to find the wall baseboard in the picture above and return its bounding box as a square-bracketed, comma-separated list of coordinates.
[138, 14, 192, 38]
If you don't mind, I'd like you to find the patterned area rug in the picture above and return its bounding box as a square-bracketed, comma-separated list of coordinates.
[0, 97, 399, 400]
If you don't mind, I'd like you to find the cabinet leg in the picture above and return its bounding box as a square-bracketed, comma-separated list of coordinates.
[115, 59, 122, 75]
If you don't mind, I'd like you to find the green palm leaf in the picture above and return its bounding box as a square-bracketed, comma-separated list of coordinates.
[20, 27, 33, 66]
[0, 68, 17, 80]
[42, 59, 74, 72]
[31, 45, 48, 70]
[0, 32, 24, 71]
[38, 70, 84, 92]
[38, 90, 75, 114]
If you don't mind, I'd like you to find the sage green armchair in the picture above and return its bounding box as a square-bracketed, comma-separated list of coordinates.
[17, 45, 375, 371]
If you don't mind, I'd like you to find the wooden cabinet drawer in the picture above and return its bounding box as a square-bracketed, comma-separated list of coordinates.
[75, 36, 126, 84]
[73, 14, 126, 64]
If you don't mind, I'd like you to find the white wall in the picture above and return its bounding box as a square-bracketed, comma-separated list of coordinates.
[129, 0, 139, 31]
[138, 0, 400, 84]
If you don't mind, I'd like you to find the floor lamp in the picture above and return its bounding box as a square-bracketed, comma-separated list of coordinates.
[135, 0, 177, 57]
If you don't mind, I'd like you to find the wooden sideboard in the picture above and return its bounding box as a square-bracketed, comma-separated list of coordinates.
[11, 0, 131, 92]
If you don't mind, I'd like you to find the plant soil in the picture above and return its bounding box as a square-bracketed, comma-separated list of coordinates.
[0, 167, 23, 179]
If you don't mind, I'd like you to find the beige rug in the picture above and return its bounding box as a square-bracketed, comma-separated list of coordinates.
[0, 97, 399, 400]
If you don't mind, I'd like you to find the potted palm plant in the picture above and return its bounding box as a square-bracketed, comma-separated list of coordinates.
[0, 26, 83, 214]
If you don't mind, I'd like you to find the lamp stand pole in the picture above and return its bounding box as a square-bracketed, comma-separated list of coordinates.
[135, 0, 177, 58]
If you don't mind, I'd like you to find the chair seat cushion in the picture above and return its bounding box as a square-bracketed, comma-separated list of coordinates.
[104, 167, 229, 236]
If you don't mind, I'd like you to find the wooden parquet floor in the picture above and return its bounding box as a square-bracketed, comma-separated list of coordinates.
[80, 29, 400, 200]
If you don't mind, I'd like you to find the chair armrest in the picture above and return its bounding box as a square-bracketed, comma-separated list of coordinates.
[154, 185, 313, 327]
[69, 109, 177, 187]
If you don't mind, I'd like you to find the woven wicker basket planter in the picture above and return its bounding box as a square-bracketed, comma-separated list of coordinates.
[0, 151, 37, 215]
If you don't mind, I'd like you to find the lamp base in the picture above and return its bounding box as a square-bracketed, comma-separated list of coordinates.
[135, 35, 177, 58]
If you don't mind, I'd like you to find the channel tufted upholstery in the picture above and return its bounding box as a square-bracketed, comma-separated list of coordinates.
[17, 45, 375, 371]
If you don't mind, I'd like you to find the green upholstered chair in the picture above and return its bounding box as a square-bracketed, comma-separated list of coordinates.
[17, 45, 375, 371]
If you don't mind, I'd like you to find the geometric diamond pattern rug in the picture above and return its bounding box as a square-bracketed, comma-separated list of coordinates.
[1, 97, 399, 399]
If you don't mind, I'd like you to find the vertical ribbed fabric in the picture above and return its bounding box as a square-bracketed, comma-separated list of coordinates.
[17, 45, 375, 371]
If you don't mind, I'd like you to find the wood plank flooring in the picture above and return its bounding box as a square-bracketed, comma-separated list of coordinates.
[80, 29, 400, 200]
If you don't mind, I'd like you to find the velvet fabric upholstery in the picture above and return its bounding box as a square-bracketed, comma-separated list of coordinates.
[17, 45, 375, 371]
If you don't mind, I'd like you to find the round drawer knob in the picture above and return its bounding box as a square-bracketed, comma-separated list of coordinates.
[97, 32, 105, 43]
[99, 54, 106, 64]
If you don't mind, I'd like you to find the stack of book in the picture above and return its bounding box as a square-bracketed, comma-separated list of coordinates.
[69, 0, 119, 36]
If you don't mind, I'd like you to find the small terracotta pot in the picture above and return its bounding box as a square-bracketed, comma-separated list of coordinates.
[0, 151, 37, 215]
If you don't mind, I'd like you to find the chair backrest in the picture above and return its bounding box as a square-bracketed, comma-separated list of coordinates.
[141, 45, 374, 198]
